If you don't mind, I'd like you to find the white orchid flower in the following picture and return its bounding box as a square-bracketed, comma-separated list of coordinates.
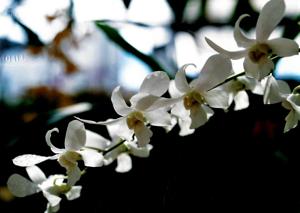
[263, 75, 300, 132]
[12, 120, 104, 185]
[7, 166, 82, 213]
[169, 54, 234, 134]
[224, 76, 264, 111]
[83, 122, 152, 173]
[78, 71, 176, 147]
[205, 0, 299, 80]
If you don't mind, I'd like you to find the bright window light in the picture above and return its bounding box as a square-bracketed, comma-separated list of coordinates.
[174, 32, 201, 77]
[206, 0, 237, 22]
[74, 0, 126, 22]
[0, 16, 26, 42]
[15, 0, 69, 43]
[127, 0, 174, 26]
[118, 54, 151, 91]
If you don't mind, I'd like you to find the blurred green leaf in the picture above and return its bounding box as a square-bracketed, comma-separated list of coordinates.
[95, 21, 169, 74]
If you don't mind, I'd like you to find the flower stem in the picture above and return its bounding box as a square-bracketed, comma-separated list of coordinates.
[103, 139, 126, 156]
[208, 71, 246, 91]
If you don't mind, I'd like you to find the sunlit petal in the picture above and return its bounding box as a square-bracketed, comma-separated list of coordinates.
[256, 0, 285, 41]
[139, 71, 170, 96]
[234, 14, 255, 47]
[111, 86, 132, 116]
[13, 154, 53, 167]
[79, 149, 104, 167]
[234, 90, 249, 110]
[267, 38, 299, 57]
[175, 64, 192, 93]
[145, 109, 172, 127]
[46, 128, 64, 154]
[116, 153, 132, 173]
[205, 37, 247, 59]
[26, 166, 47, 184]
[194, 54, 234, 92]
[65, 120, 86, 151]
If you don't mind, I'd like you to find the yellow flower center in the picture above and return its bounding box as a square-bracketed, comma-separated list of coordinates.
[248, 43, 272, 64]
[58, 151, 82, 170]
[126, 111, 146, 130]
[183, 91, 205, 110]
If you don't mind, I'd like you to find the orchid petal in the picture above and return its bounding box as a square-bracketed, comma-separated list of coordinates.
[139, 71, 170, 96]
[190, 105, 214, 129]
[26, 166, 47, 184]
[234, 90, 249, 111]
[67, 166, 81, 186]
[43, 191, 62, 207]
[171, 101, 189, 118]
[135, 125, 153, 147]
[79, 149, 104, 167]
[111, 86, 132, 116]
[267, 38, 299, 57]
[145, 109, 172, 127]
[203, 87, 231, 109]
[175, 64, 192, 93]
[287, 94, 300, 115]
[133, 94, 161, 111]
[45, 202, 60, 213]
[106, 118, 133, 141]
[169, 80, 184, 98]
[263, 75, 290, 104]
[244, 57, 274, 80]
[284, 110, 298, 133]
[234, 14, 256, 47]
[46, 128, 64, 154]
[76, 116, 125, 125]
[194, 54, 234, 91]
[205, 37, 247, 59]
[127, 142, 152, 158]
[256, 0, 285, 41]
[65, 120, 86, 151]
[13, 154, 53, 167]
[85, 130, 110, 150]
[7, 174, 39, 197]
[178, 117, 195, 136]
[116, 153, 132, 173]
[238, 76, 264, 95]
[65, 186, 82, 200]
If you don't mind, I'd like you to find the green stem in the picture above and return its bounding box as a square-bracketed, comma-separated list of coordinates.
[103, 139, 126, 156]
[208, 71, 246, 91]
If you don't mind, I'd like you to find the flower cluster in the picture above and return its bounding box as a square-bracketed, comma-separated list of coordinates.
[7, 0, 299, 212]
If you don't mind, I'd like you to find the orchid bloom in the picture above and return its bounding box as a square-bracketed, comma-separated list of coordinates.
[205, 0, 299, 80]
[224, 76, 264, 111]
[12, 120, 104, 185]
[81, 120, 153, 173]
[263, 75, 300, 132]
[78, 71, 174, 147]
[169, 54, 233, 135]
[7, 166, 82, 213]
